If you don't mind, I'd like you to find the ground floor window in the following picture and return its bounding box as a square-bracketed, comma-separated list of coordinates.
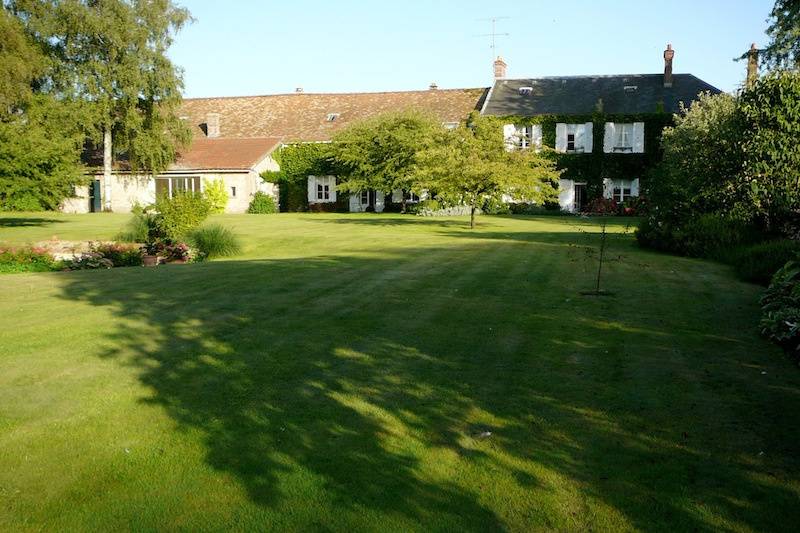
[360, 190, 369, 205]
[612, 179, 634, 202]
[404, 191, 420, 203]
[309, 176, 335, 203]
[156, 176, 201, 198]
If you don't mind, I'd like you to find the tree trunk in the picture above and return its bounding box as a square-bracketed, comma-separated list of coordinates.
[103, 126, 112, 212]
[470, 202, 476, 229]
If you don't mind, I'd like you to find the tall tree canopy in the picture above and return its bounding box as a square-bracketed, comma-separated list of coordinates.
[9, 0, 192, 209]
[330, 110, 441, 212]
[418, 114, 561, 228]
[761, 0, 800, 70]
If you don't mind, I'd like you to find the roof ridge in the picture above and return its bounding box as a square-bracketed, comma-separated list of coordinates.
[499, 73, 697, 81]
[183, 87, 489, 101]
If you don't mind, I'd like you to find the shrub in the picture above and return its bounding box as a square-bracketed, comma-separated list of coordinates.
[247, 191, 278, 214]
[0, 193, 43, 212]
[63, 252, 113, 270]
[676, 214, 761, 259]
[203, 179, 228, 214]
[509, 202, 563, 215]
[760, 259, 800, 358]
[115, 206, 157, 243]
[0, 246, 56, 273]
[162, 242, 192, 262]
[729, 239, 800, 285]
[154, 192, 211, 241]
[91, 242, 144, 267]
[586, 197, 618, 215]
[188, 224, 242, 259]
[482, 196, 511, 215]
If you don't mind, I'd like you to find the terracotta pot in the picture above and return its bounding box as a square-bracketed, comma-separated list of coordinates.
[143, 255, 160, 267]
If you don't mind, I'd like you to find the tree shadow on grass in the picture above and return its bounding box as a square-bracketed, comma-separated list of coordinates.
[57, 244, 800, 530]
[0, 217, 66, 228]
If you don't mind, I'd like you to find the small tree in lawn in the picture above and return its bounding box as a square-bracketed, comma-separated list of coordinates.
[330, 110, 441, 212]
[418, 113, 560, 228]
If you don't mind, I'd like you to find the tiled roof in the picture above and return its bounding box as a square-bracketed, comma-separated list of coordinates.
[172, 137, 281, 170]
[179, 88, 489, 143]
[481, 74, 722, 116]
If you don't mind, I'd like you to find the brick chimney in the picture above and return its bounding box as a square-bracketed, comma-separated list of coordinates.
[206, 113, 220, 138]
[746, 43, 759, 88]
[663, 44, 674, 88]
[493, 56, 507, 79]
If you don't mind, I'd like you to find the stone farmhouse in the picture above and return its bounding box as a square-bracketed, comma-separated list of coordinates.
[62, 45, 720, 214]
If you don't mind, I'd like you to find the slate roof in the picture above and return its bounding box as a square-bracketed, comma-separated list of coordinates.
[179, 88, 489, 143]
[481, 74, 721, 116]
[172, 137, 281, 171]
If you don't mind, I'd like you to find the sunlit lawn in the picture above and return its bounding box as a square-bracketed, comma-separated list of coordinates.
[1, 212, 798, 531]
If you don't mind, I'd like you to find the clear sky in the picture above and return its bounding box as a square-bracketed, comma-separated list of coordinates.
[169, 0, 775, 98]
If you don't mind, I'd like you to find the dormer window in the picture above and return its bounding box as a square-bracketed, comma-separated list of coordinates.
[326, 113, 340, 122]
[442, 122, 459, 130]
[518, 86, 533, 95]
[623, 85, 638, 93]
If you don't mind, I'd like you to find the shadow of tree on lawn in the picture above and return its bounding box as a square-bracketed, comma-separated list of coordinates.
[58, 242, 800, 530]
[0, 217, 66, 228]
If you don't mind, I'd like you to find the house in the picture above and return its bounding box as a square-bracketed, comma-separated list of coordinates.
[63, 134, 282, 213]
[177, 87, 488, 212]
[61, 44, 720, 214]
[480, 45, 721, 211]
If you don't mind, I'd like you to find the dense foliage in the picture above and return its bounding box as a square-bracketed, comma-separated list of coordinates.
[203, 179, 229, 214]
[262, 143, 334, 212]
[153, 193, 211, 242]
[418, 114, 560, 228]
[2, 0, 192, 211]
[0, 246, 57, 273]
[639, 72, 800, 279]
[188, 224, 242, 259]
[247, 191, 278, 214]
[758, 0, 800, 70]
[760, 258, 800, 358]
[330, 110, 441, 212]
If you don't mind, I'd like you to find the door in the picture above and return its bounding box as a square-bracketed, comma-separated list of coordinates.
[574, 183, 587, 212]
[90, 180, 102, 212]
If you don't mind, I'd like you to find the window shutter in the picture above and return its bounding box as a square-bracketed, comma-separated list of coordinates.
[307, 176, 316, 202]
[583, 122, 593, 153]
[392, 189, 402, 203]
[633, 122, 645, 153]
[329, 176, 337, 202]
[531, 124, 543, 151]
[603, 178, 614, 199]
[558, 179, 574, 212]
[375, 191, 385, 212]
[603, 123, 615, 153]
[555, 123, 567, 152]
[503, 124, 516, 151]
[631, 178, 640, 197]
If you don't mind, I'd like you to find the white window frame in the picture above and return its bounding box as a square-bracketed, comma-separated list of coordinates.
[614, 123, 634, 153]
[566, 124, 586, 153]
[156, 176, 201, 198]
[612, 179, 634, 202]
[404, 191, 420, 203]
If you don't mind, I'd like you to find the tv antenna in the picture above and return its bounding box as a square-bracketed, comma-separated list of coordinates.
[476, 17, 510, 60]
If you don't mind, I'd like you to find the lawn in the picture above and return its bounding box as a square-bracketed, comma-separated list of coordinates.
[1, 212, 799, 531]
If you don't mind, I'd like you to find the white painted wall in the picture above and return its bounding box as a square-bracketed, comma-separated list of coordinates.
[558, 179, 575, 212]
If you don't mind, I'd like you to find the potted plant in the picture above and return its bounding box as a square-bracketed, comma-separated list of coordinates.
[142, 241, 165, 266]
[163, 242, 192, 264]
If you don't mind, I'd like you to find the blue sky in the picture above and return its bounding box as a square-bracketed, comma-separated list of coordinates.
[170, 0, 775, 98]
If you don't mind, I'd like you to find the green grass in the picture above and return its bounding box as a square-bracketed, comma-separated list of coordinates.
[1, 212, 799, 531]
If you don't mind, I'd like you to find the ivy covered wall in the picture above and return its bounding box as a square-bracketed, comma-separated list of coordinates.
[262, 112, 674, 212]
[488, 112, 673, 200]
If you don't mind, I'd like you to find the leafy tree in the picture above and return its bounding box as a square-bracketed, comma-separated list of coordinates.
[0, 5, 44, 113]
[203, 178, 228, 214]
[10, 0, 193, 210]
[761, 0, 800, 70]
[739, 70, 800, 227]
[418, 114, 560, 229]
[330, 110, 441, 212]
[646, 92, 745, 227]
